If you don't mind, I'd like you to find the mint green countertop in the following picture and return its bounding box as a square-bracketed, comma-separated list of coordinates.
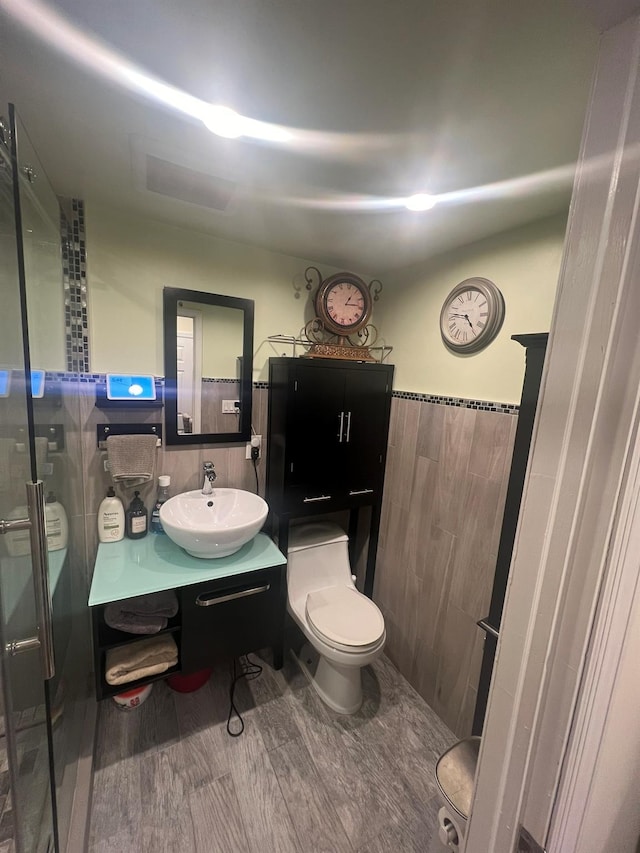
[89, 533, 286, 607]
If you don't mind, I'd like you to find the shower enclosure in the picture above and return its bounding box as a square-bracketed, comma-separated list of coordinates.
[0, 105, 93, 852]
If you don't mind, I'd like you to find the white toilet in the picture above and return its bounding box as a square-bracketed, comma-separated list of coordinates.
[286, 522, 386, 714]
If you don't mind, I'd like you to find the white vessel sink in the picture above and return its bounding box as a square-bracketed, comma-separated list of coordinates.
[159, 488, 268, 559]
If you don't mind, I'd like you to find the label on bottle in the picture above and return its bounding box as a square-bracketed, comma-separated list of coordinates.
[131, 515, 147, 534]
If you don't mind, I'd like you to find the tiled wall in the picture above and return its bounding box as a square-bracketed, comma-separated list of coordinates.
[374, 396, 517, 738]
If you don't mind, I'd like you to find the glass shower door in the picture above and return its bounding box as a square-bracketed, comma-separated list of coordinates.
[0, 115, 56, 853]
[11, 106, 93, 853]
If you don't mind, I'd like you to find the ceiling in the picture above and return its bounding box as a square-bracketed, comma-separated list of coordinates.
[0, 0, 601, 274]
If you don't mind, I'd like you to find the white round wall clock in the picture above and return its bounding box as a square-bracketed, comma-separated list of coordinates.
[439, 277, 505, 354]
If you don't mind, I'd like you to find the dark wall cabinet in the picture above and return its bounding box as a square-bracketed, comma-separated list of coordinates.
[266, 357, 394, 596]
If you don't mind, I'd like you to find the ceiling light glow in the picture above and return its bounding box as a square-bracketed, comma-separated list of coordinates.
[201, 105, 245, 139]
[405, 193, 437, 211]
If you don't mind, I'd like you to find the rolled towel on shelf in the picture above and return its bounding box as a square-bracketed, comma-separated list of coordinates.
[104, 590, 179, 635]
[106, 434, 157, 487]
[105, 634, 178, 686]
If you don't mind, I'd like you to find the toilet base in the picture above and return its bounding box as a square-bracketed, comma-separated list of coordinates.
[293, 642, 363, 714]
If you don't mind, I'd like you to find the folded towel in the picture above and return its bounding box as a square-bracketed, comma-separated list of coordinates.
[106, 434, 157, 487]
[104, 591, 179, 635]
[105, 634, 178, 686]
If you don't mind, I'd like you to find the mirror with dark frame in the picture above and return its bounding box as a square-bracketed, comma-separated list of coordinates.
[163, 287, 254, 445]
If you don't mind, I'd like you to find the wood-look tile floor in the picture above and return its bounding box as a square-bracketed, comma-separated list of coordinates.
[89, 652, 455, 853]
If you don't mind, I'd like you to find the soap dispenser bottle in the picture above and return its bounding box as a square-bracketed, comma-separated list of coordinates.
[98, 487, 125, 543]
[126, 491, 148, 539]
[45, 491, 68, 551]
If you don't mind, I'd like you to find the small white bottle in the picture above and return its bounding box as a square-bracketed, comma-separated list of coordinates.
[45, 492, 68, 551]
[98, 486, 125, 543]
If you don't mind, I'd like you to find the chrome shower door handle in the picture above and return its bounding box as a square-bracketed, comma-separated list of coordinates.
[345, 411, 352, 442]
[338, 411, 344, 442]
[26, 481, 55, 679]
[0, 482, 55, 679]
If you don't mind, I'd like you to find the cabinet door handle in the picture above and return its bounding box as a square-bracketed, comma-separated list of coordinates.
[349, 488, 374, 496]
[338, 411, 344, 442]
[345, 411, 352, 442]
[303, 495, 332, 503]
[195, 584, 270, 606]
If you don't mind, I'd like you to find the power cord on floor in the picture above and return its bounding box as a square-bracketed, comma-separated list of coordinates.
[226, 654, 263, 737]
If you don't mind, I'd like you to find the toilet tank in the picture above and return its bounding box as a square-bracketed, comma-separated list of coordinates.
[287, 523, 353, 599]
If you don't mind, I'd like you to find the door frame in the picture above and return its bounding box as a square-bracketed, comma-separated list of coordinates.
[466, 11, 640, 852]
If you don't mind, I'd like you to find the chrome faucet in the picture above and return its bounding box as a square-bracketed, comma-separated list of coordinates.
[202, 461, 216, 495]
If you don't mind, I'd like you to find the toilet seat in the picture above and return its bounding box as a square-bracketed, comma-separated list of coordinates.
[305, 587, 385, 652]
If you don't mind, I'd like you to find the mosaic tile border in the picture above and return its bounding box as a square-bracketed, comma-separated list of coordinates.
[60, 198, 89, 373]
[392, 389, 519, 415]
[44, 373, 516, 412]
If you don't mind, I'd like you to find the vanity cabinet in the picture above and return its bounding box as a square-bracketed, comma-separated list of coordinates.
[180, 566, 286, 673]
[88, 534, 287, 700]
[266, 357, 394, 595]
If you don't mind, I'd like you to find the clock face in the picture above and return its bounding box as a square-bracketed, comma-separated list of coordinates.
[440, 278, 505, 353]
[316, 273, 372, 335]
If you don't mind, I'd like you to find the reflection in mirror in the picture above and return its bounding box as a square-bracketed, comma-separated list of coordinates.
[164, 288, 254, 445]
[177, 301, 244, 435]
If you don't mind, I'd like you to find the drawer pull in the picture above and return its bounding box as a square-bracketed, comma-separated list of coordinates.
[303, 495, 332, 503]
[195, 584, 270, 606]
[349, 488, 374, 496]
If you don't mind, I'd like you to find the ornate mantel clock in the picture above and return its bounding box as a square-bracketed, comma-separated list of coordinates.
[301, 268, 382, 361]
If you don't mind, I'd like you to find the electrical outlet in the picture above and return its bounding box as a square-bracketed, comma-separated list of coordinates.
[246, 434, 262, 460]
[222, 399, 239, 414]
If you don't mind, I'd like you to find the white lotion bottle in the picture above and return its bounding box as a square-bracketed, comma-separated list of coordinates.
[45, 491, 68, 551]
[98, 486, 125, 543]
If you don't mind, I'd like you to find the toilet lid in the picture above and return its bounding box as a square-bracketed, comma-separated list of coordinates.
[305, 587, 384, 647]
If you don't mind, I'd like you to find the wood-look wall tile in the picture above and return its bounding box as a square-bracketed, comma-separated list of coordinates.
[431, 605, 478, 733]
[269, 737, 352, 853]
[432, 407, 476, 535]
[416, 402, 444, 462]
[391, 568, 423, 677]
[189, 774, 251, 853]
[456, 684, 478, 739]
[410, 636, 440, 709]
[414, 524, 456, 652]
[401, 456, 438, 577]
[388, 400, 420, 511]
[468, 409, 516, 482]
[448, 473, 502, 618]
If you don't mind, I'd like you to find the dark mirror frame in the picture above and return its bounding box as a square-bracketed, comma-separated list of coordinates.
[163, 287, 254, 445]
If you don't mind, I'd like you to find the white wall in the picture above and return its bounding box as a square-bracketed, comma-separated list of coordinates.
[376, 215, 566, 403]
[87, 203, 565, 402]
